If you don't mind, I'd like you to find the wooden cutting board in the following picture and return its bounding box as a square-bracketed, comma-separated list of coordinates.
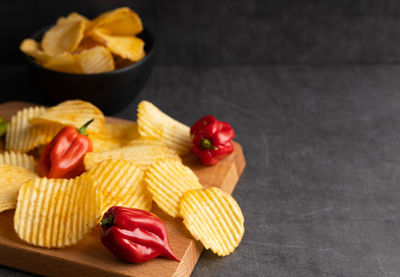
[0, 101, 246, 277]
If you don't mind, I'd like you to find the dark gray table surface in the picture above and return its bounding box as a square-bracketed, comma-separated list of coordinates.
[1, 64, 400, 277]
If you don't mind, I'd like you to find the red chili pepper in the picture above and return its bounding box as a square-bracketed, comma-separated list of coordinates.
[100, 206, 179, 263]
[190, 115, 235, 165]
[38, 119, 94, 179]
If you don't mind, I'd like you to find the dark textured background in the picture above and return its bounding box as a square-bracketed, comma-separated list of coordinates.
[2, 1, 400, 277]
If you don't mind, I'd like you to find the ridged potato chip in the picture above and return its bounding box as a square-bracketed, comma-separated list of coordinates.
[88, 7, 143, 36]
[29, 100, 105, 134]
[144, 159, 202, 217]
[0, 151, 36, 172]
[77, 46, 115, 74]
[127, 137, 165, 147]
[20, 39, 51, 63]
[91, 121, 139, 152]
[137, 101, 191, 155]
[114, 56, 134, 69]
[75, 37, 99, 52]
[6, 106, 62, 153]
[20, 8, 146, 73]
[87, 159, 151, 212]
[105, 121, 139, 141]
[43, 46, 115, 74]
[90, 137, 120, 153]
[180, 187, 244, 256]
[57, 12, 90, 29]
[0, 165, 37, 213]
[84, 144, 180, 170]
[42, 19, 85, 56]
[42, 52, 82, 74]
[90, 28, 145, 62]
[14, 175, 102, 248]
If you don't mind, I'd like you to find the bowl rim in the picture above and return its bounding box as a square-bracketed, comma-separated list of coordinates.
[23, 25, 156, 77]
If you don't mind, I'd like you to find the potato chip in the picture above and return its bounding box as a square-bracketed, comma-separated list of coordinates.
[75, 37, 99, 52]
[127, 137, 165, 147]
[20, 8, 146, 74]
[90, 137, 120, 153]
[87, 159, 151, 212]
[144, 159, 202, 217]
[0, 165, 37, 213]
[29, 100, 105, 134]
[57, 12, 90, 29]
[137, 101, 191, 155]
[91, 121, 139, 152]
[6, 106, 62, 153]
[42, 19, 85, 56]
[0, 151, 36, 172]
[77, 46, 115, 74]
[180, 187, 244, 256]
[42, 52, 82, 74]
[90, 28, 145, 62]
[84, 144, 180, 170]
[114, 56, 134, 69]
[20, 39, 51, 63]
[89, 7, 143, 36]
[14, 174, 102, 248]
[105, 121, 139, 141]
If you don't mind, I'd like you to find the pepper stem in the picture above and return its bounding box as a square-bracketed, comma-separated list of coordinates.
[200, 138, 218, 150]
[78, 119, 94, 135]
[0, 116, 7, 137]
[100, 215, 113, 228]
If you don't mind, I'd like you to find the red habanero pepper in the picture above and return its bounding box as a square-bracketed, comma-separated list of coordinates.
[190, 115, 235, 165]
[37, 119, 94, 179]
[100, 206, 179, 263]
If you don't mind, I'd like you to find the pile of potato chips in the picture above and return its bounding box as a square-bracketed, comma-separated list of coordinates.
[20, 7, 146, 74]
[0, 99, 244, 257]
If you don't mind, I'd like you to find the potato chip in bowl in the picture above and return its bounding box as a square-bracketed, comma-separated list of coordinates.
[20, 8, 146, 74]
[19, 8, 156, 114]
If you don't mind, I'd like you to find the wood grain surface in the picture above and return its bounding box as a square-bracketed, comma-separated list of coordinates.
[0, 101, 246, 277]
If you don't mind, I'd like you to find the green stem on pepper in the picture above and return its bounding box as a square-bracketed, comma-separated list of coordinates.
[0, 117, 7, 137]
[78, 119, 94, 136]
[200, 138, 218, 150]
[100, 215, 114, 228]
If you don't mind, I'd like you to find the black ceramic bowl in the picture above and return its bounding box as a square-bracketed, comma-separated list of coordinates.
[23, 26, 156, 115]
